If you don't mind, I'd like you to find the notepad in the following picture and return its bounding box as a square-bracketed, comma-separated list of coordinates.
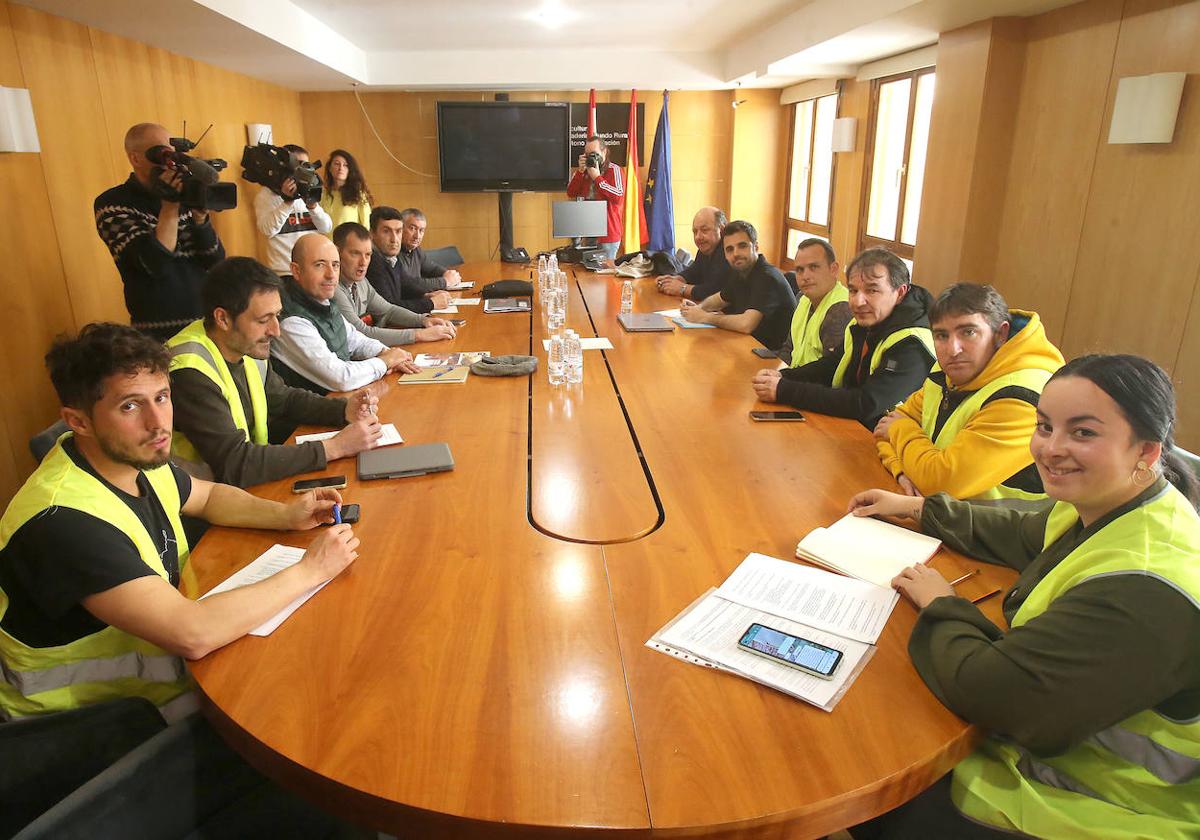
[398, 366, 470, 384]
[295, 423, 404, 447]
[670, 316, 716, 329]
[541, 337, 613, 351]
[200, 545, 328, 636]
[452, 297, 481, 306]
[431, 305, 459, 314]
[795, 514, 942, 589]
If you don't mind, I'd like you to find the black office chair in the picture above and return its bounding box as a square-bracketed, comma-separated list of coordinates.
[29, 419, 69, 463]
[784, 270, 800, 296]
[424, 245, 464, 267]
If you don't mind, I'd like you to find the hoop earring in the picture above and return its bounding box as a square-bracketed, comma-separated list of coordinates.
[1132, 460, 1157, 487]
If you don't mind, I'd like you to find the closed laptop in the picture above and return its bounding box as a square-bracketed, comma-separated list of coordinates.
[617, 312, 674, 332]
[358, 443, 455, 480]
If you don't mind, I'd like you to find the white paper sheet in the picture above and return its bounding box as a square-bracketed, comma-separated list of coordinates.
[716, 553, 897, 644]
[431, 305, 460, 314]
[652, 591, 872, 712]
[452, 297, 481, 306]
[295, 423, 403, 447]
[541, 337, 614, 351]
[199, 545, 329, 636]
[655, 308, 682, 318]
[446, 281, 474, 290]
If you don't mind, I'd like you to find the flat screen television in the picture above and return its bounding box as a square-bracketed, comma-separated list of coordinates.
[437, 101, 570, 193]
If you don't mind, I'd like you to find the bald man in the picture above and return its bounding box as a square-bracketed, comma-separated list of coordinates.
[269, 234, 417, 394]
[656, 207, 732, 302]
[94, 123, 226, 341]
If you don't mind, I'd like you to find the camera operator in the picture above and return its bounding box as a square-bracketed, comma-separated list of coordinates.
[566, 135, 625, 261]
[252, 144, 332, 276]
[94, 123, 226, 342]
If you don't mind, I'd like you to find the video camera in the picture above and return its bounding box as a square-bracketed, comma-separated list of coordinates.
[145, 135, 237, 211]
[240, 143, 323, 204]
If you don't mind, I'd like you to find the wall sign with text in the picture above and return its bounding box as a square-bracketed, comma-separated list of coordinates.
[568, 102, 645, 167]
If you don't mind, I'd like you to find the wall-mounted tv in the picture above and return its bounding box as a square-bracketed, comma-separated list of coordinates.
[436, 101, 570, 193]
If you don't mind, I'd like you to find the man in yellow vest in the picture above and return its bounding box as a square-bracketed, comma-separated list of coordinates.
[0, 323, 360, 723]
[874, 283, 1065, 500]
[775, 238, 851, 368]
[752, 247, 935, 428]
[168, 256, 383, 486]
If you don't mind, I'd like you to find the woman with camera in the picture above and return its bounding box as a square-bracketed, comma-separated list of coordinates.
[320, 149, 373, 231]
[846, 353, 1200, 839]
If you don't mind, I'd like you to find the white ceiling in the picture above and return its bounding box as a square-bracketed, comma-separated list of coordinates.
[16, 0, 1083, 91]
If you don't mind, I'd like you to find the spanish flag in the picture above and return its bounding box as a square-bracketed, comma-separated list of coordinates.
[623, 89, 648, 254]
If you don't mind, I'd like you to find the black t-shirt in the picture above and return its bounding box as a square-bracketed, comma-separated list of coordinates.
[719, 255, 797, 350]
[0, 438, 192, 648]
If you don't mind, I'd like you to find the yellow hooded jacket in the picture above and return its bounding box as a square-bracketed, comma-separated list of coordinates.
[877, 310, 1064, 499]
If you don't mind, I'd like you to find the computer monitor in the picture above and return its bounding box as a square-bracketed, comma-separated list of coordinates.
[552, 200, 607, 239]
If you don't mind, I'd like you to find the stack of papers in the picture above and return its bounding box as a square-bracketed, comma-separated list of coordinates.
[414, 351, 489, 368]
[647, 553, 899, 711]
[447, 281, 474, 291]
[296, 423, 404, 448]
[200, 545, 327, 636]
[795, 514, 942, 588]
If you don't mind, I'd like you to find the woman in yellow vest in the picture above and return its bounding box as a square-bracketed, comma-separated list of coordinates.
[847, 354, 1200, 839]
[319, 148, 372, 232]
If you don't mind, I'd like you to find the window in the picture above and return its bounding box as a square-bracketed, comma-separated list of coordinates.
[782, 93, 837, 265]
[859, 68, 935, 261]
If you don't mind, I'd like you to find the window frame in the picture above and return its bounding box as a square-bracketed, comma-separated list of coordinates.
[780, 91, 839, 269]
[857, 67, 935, 262]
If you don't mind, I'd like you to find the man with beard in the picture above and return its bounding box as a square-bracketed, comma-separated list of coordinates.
[167, 256, 384, 486]
[679, 219, 796, 350]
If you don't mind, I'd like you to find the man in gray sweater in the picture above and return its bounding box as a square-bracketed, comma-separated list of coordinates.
[332, 222, 457, 347]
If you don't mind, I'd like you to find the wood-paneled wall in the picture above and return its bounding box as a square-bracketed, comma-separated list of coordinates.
[908, 0, 1200, 449]
[299, 89, 760, 263]
[0, 0, 304, 506]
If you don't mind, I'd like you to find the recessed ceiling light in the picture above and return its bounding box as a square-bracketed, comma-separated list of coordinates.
[529, 3, 573, 28]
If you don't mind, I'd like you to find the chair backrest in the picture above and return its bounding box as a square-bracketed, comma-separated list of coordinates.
[1175, 446, 1200, 490]
[784, 270, 799, 296]
[29, 419, 69, 463]
[424, 245, 464, 267]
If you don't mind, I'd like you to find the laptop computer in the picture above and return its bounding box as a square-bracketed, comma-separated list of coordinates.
[357, 443, 455, 480]
[617, 312, 675, 332]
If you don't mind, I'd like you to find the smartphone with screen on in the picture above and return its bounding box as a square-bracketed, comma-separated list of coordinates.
[291, 475, 347, 493]
[749, 411, 805, 422]
[738, 623, 843, 679]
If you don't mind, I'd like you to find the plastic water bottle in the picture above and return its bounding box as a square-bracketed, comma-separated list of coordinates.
[548, 288, 565, 330]
[548, 333, 566, 386]
[620, 280, 634, 315]
[565, 330, 583, 384]
[537, 254, 548, 294]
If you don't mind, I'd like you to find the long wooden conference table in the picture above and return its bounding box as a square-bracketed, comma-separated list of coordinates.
[183, 261, 1016, 839]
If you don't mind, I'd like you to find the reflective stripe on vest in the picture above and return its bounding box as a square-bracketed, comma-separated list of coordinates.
[952, 484, 1200, 837]
[918, 368, 1052, 501]
[788, 283, 848, 368]
[0, 437, 193, 718]
[830, 325, 933, 388]
[167, 319, 268, 467]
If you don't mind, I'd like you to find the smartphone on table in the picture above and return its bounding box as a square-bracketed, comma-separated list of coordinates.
[751, 347, 778, 359]
[292, 475, 347, 493]
[322, 503, 360, 525]
[749, 411, 805, 422]
[738, 623, 843, 679]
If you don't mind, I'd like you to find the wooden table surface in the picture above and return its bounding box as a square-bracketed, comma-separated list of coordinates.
[183, 262, 1016, 839]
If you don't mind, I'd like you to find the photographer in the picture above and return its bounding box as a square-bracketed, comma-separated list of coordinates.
[94, 123, 226, 342]
[252, 143, 332, 275]
[566, 135, 625, 261]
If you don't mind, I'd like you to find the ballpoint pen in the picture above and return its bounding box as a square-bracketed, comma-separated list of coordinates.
[332, 504, 341, 525]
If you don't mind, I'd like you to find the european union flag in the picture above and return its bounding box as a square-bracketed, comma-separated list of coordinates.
[644, 90, 674, 252]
